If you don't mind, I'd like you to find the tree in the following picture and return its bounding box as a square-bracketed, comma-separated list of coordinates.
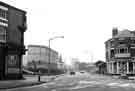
[31, 60, 37, 72]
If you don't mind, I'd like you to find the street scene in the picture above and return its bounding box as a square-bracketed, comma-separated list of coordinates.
[0, 0, 135, 91]
[4, 72, 135, 91]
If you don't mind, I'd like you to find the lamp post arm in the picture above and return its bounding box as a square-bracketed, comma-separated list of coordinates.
[49, 36, 64, 41]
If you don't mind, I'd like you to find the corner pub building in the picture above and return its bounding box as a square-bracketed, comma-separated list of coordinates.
[0, 2, 27, 79]
[105, 28, 135, 76]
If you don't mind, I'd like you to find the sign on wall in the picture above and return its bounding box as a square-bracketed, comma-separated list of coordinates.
[6, 55, 20, 74]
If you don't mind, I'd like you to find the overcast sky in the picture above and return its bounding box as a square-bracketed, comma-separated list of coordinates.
[2, 0, 135, 64]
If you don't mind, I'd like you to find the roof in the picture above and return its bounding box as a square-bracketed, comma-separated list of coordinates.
[0, 1, 26, 13]
[105, 30, 135, 43]
[28, 45, 58, 54]
[94, 61, 106, 66]
[113, 30, 135, 38]
[28, 45, 48, 49]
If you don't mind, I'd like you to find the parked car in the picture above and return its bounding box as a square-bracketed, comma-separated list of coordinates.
[70, 71, 75, 75]
[80, 71, 85, 73]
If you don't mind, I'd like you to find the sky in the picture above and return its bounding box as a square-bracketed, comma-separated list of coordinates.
[2, 0, 135, 64]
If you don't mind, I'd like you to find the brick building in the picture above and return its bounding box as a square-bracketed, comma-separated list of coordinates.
[0, 2, 27, 79]
[105, 28, 135, 75]
[26, 45, 59, 73]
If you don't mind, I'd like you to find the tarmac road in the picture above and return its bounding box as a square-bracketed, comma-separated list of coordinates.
[4, 72, 135, 91]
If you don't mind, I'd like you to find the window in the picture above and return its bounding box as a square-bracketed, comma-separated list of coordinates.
[120, 48, 124, 53]
[119, 41, 124, 44]
[0, 9, 8, 20]
[110, 41, 114, 46]
[111, 49, 114, 58]
[116, 48, 128, 54]
[0, 26, 6, 42]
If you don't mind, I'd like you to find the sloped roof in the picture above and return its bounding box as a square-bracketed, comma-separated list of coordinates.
[114, 30, 135, 38]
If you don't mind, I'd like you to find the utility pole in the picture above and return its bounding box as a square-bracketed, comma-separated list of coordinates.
[48, 36, 64, 76]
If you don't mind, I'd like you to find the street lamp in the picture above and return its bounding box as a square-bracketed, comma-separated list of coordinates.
[48, 36, 64, 76]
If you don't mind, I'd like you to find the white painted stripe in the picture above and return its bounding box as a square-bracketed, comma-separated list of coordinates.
[70, 85, 89, 89]
[0, 5, 8, 11]
[46, 82, 56, 85]
[119, 83, 130, 87]
[107, 82, 120, 86]
[79, 81, 98, 84]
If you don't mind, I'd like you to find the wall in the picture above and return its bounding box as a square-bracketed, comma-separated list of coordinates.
[7, 7, 26, 46]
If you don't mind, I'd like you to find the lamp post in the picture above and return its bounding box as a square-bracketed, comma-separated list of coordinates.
[48, 36, 64, 76]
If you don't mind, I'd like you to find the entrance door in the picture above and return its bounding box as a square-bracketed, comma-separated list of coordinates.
[129, 62, 133, 74]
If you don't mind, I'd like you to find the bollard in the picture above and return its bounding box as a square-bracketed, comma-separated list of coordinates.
[38, 70, 41, 82]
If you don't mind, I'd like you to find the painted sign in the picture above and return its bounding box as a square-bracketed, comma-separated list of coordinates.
[6, 55, 20, 74]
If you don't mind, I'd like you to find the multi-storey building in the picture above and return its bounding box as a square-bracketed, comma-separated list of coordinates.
[0, 2, 27, 79]
[105, 28, 135, 75]
[26, 45, 59, 71]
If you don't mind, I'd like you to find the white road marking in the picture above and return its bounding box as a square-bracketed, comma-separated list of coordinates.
[46, 82, 56, 85]
[119, 83, 130, 87]
[107, 82, 120, 86]
[79, 81, 98, 84]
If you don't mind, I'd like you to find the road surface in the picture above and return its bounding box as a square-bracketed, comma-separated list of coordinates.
[4, 72, 135, 91]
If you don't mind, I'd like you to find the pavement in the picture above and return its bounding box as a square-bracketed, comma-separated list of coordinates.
[0, 74, 58, 90]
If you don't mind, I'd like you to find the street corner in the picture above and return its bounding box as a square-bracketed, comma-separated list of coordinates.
[0, 81, 45, 90]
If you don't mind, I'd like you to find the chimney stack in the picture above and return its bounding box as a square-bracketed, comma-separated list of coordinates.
[112, 27, 118, 37]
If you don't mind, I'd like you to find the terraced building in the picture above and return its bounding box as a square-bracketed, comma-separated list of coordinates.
[105, 28, 135, 75]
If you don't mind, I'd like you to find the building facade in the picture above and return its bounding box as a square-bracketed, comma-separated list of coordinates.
[105, 28, 135, 75]
[57, 55, 66, 72]
[0, 2, 27, 79]
[26, 45, 59, 71]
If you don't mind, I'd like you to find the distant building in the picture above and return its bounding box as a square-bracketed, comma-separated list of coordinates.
[0, 2, 27, 79]
[105, 28, 135, 75]
[25, 45, 59, 72]
[71, 58, 79, 71]
[94, 61, 106, 74]
[57, 55, 66, 72]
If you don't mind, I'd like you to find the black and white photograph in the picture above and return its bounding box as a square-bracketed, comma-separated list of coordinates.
[0, 0, 135, 91]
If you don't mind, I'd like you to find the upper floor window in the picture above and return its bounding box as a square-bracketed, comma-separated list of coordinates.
[0, 26, 6, 42]
[111, 49, 115, 58]
[116, 48, 128, 54]
[110, 40, 114, 47]
[119, 41, 124, 44]
[0, 9, 8, 21]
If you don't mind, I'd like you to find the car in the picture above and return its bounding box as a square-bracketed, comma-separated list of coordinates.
[70, 71, 75, 75]
[80, 71, 84, 73]
[80, 71, 85, 73]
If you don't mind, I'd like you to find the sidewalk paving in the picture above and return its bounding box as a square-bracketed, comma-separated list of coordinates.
[0, 75, 57, 90]
[94, 73, 135, 83]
